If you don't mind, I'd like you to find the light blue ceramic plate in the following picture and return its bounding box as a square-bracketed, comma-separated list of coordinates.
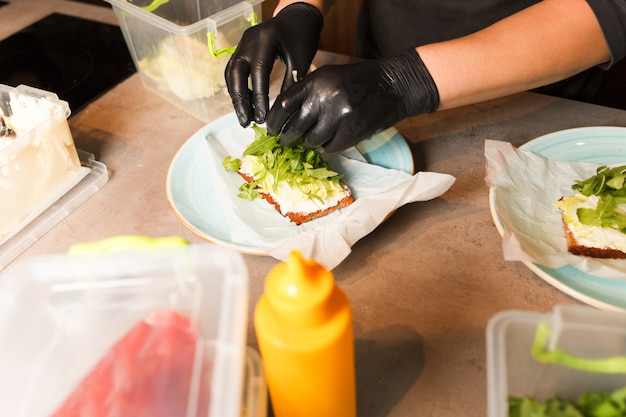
[167, 112, 414, 255]
[489, 126, 626, 312]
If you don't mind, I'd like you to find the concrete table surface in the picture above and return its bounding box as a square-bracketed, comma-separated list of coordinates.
[3, 1, 626, 416]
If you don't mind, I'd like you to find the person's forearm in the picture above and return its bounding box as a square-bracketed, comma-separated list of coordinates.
[417, 0, 611, 110]
[274, 0, 334, 16]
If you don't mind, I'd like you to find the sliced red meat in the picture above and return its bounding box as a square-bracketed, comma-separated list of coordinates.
[51, 310, 210, 417]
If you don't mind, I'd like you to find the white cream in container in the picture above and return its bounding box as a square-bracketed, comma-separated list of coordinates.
[0, 84, 82, 244]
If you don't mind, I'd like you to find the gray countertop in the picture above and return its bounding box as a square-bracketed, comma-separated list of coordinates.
[3, 1, 626, 416]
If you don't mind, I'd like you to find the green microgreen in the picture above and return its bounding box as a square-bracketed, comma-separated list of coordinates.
[222, 124, 343, 202]
[571, 165, 626, 234]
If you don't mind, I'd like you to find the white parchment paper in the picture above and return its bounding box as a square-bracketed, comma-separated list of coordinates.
[204, 128, 455, 270]
[484, 139, 626, 279]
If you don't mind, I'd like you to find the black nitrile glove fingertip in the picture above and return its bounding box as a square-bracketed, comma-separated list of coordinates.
[232, 94, 253, 127]
[254, 110, 266, 124]
[266, 121, 280, 136]
[278, 129, 299, 147]
[252, 88, 269, 124]
[235, 109, 251, 127]
[322, 141, 346, 154]
[300, 128, 328, 149]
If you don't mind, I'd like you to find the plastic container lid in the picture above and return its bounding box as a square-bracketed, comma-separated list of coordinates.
[104, 0, 264, 35]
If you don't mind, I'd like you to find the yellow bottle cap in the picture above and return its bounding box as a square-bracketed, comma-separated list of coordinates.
[265, 250, 335, 326]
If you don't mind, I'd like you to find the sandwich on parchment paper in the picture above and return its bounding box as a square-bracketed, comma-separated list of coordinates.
[554, 164, 626, 258]
[223, 125, 354, 225]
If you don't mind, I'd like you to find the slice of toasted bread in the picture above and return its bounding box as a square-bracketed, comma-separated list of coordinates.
[225, 125, 354, 225]
[560, 216, 626, 259]
[555, 195, 626, 259]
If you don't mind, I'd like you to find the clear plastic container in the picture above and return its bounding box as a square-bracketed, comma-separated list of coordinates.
[487, 304, 626, 417]
[0, 243, 266, 417]
[105, 0, 264, 122]
[0, 84, 82, 245]
[0, 150, 109, 271]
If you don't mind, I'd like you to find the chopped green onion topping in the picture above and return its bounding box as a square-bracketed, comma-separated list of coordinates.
[222, 125, 343, 202]
[571, 165, 626, 234]
[509, 385, 626, 417]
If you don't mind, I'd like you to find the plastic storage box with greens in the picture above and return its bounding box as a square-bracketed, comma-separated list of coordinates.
[488, 305, 626, 417]
[105, 0, 264, 122]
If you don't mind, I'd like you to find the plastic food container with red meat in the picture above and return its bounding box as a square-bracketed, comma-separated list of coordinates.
[0, 243, 266, 417]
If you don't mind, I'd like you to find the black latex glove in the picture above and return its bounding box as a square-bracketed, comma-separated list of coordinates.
[266, 50, 440, 153]
[225, 2, 323, 127]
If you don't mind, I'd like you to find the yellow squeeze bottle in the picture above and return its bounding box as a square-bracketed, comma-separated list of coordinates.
[254, 250, 356, 417]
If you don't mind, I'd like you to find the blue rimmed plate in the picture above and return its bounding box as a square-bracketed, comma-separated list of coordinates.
[167, 112, 414, 255]
[489, 126, 626, 312]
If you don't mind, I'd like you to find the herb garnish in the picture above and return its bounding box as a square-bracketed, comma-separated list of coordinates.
[571, 165, 626, 233]
[509, 385, 626, 417]
[223, 125, 343, 202]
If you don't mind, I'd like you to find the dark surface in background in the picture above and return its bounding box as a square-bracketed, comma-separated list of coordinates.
[0, 13, 136, 114]
[2, 1, 622, 113]
[68, 0, 111, 6]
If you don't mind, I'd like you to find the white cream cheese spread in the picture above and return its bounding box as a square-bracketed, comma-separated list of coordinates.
[0, 86, 81, 243]
[554, 192, 626, 253]
[6, 91, 60, 133]
[239, 155, 349, 215]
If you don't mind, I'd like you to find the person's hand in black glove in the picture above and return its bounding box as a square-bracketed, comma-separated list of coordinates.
[266, 49, 440, 153]
[225, 2, 323, 127]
